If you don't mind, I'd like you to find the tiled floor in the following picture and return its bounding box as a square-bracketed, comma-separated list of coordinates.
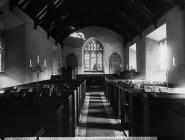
[77, 92, 125, 137]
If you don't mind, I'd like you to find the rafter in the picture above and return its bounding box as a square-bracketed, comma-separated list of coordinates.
[9, 0, 18, 10]
[118, 11, 141, 35]
[127, 0, 155, 22]
[178, 0, 185, 10]
[14, 0, 178, 46]
[114, 23, 132, 42]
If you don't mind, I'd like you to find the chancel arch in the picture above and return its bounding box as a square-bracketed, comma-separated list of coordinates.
[109, 52, 121, 74]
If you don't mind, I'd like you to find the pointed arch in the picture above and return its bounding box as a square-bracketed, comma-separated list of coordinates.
[66, 53, 78, 68]
[82, 37, 104, 72]
[109, 52, 121, 74]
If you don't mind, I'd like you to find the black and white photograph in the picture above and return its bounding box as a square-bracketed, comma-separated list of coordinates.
[0, 0, 184, 140]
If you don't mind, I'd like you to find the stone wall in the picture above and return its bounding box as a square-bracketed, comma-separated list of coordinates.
[63, 26, 124, 74]
[0, 5, 61, 88]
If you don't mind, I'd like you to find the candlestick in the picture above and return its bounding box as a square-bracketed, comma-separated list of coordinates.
[172, 57, 175, 66]
[29, 57, 46, 93]
[126, 64, 128, 70]
[44, 59, 47, 67]
[166, 57, 175, 90]
[130, 66, 132, 70]
[37, 56, 39, 64]
[29, 59, 32, 68]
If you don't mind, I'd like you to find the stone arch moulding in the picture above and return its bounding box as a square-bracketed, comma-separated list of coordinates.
[65, 53, 78, 68]
[109, 52, 121, 74]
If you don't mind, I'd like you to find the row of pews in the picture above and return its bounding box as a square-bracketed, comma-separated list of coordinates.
[0, 77, 86, 138]
[105, 77, 185, 140]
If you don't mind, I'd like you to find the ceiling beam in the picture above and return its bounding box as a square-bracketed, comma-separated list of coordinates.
[127, 0, 155, 22]
[178, 0, 185, 10]
[18, 0, 30, 9]
[14, 0, 178, 47]
[114, 23, 132, 42]
[118, 11, 141, 36]
[37, 0, 68, 31]
[9, 0, 18, 11]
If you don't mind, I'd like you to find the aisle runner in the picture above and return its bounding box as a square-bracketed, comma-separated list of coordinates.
[77, 92, 125, 137]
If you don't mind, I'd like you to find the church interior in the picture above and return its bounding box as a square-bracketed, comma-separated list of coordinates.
[0, 0, 185, 139]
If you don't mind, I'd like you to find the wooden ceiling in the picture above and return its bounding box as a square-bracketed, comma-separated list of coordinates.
[10, 0, 183, 46]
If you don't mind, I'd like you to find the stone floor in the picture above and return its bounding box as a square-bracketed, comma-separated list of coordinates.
[77, 91, 125, 137]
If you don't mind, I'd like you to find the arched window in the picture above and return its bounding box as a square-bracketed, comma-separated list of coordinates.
[84, 38, 103, 72]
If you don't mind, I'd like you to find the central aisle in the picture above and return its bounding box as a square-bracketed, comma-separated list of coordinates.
[77, 91, 125, 137]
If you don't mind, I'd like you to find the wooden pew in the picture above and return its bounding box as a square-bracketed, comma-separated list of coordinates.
[108, 78, 185, 139]
[142, 90, 185, 140]
[0, 79, 86, 138]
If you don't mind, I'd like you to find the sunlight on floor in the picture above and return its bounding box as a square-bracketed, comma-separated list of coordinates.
[77, 91, 125, 137]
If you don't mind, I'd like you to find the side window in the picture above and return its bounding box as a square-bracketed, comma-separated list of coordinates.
[0, 32, 4, 72]
[129, 43, 137, 71]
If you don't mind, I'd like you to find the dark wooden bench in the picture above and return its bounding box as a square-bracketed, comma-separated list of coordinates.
[0, 79, 86, 138]
[104, 77, 185, 139]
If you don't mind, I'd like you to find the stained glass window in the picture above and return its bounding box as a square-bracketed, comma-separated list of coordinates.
[84, 39, 103, 72]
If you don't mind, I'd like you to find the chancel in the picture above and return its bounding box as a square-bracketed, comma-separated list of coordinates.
[0, 0, 185, 140]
